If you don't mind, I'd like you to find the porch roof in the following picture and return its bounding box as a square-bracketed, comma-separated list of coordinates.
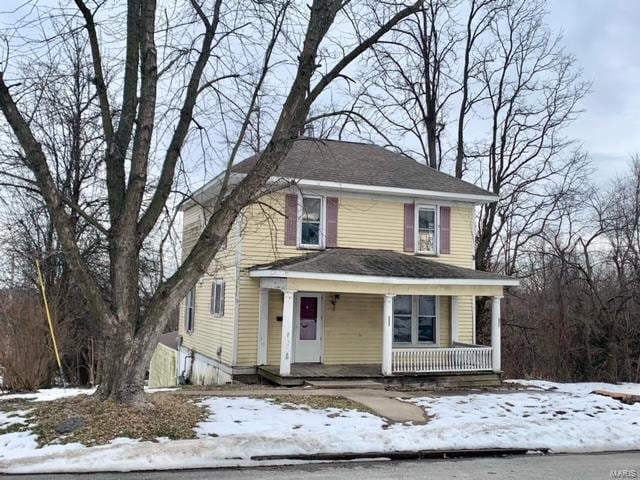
[249, 248, 519, 287]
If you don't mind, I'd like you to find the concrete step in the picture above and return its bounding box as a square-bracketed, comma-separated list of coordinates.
[304, 379, 385, 389]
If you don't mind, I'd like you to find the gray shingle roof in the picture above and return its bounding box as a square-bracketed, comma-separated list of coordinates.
[159, 331, 179, 350]
[250, 248, 516, 283]
[232, 138, 495, 199]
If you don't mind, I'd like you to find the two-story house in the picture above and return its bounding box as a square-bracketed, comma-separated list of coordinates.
[174, 138, 518, 387]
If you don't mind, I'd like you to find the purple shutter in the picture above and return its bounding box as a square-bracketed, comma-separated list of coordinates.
[326, 197, 339, 248]
[284, 194, 298, 246]
[403, 203, 415, 252]
[440, 206, 451, 254]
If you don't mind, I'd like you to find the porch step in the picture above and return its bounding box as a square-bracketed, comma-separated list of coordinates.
[304, 379, 385, 389]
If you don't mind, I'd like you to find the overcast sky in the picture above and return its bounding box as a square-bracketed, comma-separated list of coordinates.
[2, 0, 637, 184]
[547, 0, 639, 182]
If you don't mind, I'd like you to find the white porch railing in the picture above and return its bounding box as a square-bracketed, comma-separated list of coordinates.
[392, 345, 493, 373]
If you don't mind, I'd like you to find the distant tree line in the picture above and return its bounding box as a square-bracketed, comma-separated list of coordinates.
[502, 158, 640, 383]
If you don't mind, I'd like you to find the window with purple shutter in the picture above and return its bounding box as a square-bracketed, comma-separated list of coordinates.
[284, 193, 298, 246]
[440, 206, 451, 254]
[325, 197, 338, 248]
[403, 203, 415, 252]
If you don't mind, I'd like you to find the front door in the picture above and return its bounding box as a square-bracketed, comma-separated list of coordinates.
[293, 294, 323, 363]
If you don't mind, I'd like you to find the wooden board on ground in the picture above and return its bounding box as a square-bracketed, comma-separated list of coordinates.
[593, 389, 640, 405]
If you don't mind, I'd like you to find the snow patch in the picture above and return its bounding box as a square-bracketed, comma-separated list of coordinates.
[0, 388, 95, 402]
[2, 380, 640, 473]
[505, 379, 640, 396]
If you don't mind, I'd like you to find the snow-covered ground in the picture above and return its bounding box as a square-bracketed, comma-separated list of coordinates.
[0, 388, 95, 402]
[1, 380, 640, 473]
[505, 379, 640, 396]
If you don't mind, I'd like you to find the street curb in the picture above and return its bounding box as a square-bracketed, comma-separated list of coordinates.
[252, 447, 550, 462]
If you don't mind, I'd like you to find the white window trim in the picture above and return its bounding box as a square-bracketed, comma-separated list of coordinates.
[415, 204, 439, 256]
[211, 279, 225, 317]
[185, 288, 196, 333]
[297, 194, 325, 249]
[392, 295, 439, 347]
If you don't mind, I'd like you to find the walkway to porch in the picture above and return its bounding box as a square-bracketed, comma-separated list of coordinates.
[257, 363, 501, 387]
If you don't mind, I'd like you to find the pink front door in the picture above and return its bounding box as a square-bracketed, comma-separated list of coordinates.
[293, 294, 323, 363]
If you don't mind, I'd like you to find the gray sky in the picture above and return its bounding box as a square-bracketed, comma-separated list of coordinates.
[547, 0, 639, 182]
[2, 0, 637, 184]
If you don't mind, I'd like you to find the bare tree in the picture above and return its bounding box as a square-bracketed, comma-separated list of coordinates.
[0, 0, 423, 404]
[0, 29, 108, 389]
[503, 157, 640, 383]
[355, 0, 459, 168]
[454, 0, 503, 178]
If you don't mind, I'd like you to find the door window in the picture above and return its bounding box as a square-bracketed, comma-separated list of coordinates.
[299, 296, 318, 340]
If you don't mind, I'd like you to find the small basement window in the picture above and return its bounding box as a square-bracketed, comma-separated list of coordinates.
[300, 195, 323, 248]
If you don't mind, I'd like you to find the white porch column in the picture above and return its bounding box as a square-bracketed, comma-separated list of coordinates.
[279, 290, 296, 376]
[450, 296, 460, 344]
[491, 296, 502, 372]
[382, 294, 395, 376]
[257, 288, 269, 366]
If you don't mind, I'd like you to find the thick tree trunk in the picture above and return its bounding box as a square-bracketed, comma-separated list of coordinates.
[94, 326, 162, 405]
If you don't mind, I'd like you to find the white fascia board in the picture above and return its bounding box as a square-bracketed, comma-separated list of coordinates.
[278, 178, 499, 204]
[249, 269, 520, 287]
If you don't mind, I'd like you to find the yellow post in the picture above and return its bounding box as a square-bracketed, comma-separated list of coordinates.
[35, 259, 65, 386]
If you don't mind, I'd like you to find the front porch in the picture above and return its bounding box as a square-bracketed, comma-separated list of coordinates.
[253, 288, 504, 380]
[250, 248, 517, 383]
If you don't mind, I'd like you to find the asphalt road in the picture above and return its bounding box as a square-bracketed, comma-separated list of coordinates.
[3, 452, 639, 480]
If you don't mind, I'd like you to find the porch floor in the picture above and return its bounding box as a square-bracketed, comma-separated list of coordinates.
[257, 363, 500, 387]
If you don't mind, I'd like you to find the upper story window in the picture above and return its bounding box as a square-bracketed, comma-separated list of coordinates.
[416, 205, 437, 255]
[300, 195, 324, 248]
[185, 287, 196, 332]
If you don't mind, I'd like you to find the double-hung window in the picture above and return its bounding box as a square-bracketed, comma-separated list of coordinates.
[393, 295, 437, 344]
[300, 195, 324, 248]
[185, 287, 196, 332]
[416, 206, 437, 254]
[211, 280, 225, 316]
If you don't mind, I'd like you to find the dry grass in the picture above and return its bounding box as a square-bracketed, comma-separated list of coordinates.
[264, 394, 375, 415]
[23, 393, 206, 447]
[0, 392, 376, 448]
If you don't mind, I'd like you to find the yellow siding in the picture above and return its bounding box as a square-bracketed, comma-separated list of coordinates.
[324, 294, 383, 364]
[178, 205, 239, 366]
[439, 297, 451, 346]
[266, 290, 284, 364]
[457, 296, 475, 343]
[441, 206, 475, 268]
[338, 197, 404, 251]
[148, 343, 177, 388]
